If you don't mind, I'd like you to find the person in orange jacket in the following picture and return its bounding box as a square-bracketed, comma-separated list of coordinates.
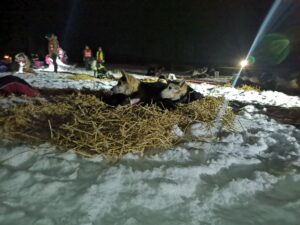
[83, 45, 93, 70]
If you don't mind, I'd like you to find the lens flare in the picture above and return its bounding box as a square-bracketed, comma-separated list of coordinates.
[214, 0, 282, 135]
[256, 33, 290, 65]
[240, 59, 249, 68]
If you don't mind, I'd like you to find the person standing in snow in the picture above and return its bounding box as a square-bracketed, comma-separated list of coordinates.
[83, 45, 93, 70]
[45, 34, 59, 73]
[58, 48, 68, 64]
[96, 47, 105, 65]
[31, 53, 41, 69]
[91, 59, 97, 77]
[95, 47, 107, 77]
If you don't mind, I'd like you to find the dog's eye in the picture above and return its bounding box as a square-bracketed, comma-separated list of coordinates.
[168, 86, 172, 90]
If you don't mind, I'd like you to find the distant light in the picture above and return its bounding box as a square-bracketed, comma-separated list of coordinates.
[240, 59, 249, 68]
[3, 54, 12, 63]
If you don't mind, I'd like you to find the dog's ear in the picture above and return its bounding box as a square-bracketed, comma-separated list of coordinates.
[121, 70, 129, 78]
[120, 70, 127, 81]
[121, 70, 139, 86]
[120, 70, 131, 82]
[179, 80, 186, 87]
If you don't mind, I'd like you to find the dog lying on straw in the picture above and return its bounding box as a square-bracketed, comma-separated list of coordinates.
[103, 71, 203, 109]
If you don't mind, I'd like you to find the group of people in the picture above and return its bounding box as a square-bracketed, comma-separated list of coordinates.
[43, 34, 106, 77]
[83, 45, 106, 77]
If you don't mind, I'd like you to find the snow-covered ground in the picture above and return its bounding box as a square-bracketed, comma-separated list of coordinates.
[0, 106, 299, 225]
[189, 82, 300, 108]
[0, 70, 300, 225]
[1, 70, 299, 108]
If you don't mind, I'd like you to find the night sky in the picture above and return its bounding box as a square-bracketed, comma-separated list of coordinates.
[1, 0, 298, 67]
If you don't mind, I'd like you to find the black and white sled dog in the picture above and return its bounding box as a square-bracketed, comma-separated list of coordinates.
[104, 71, 203, 109]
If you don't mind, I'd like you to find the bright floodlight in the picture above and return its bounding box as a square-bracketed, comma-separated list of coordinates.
[240, 59, 248, 68]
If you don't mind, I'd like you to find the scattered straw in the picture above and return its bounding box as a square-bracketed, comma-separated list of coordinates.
[0, 93, 234, 158]
[66, 74, 98, 81]
[177, 96, 235, 129]
[236, 84, 261, 92]
[219, 82, 261, 92]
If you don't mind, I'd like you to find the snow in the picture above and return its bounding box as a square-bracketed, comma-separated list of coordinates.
[0, 69, 300, 224]
[0, 106, 299, 224]
[189, 82, 300, 108]
[0, 95, 46, 109]
[2, 69, 299, 108]
[0, 70, 117, 92]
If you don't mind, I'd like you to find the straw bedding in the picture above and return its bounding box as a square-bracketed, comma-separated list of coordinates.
[0, 93, 234, 158]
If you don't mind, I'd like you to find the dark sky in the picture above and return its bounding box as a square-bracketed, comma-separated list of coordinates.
[1, 0, 298, 67]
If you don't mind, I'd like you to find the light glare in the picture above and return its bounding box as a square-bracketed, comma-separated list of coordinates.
[240, 59, 248, 68]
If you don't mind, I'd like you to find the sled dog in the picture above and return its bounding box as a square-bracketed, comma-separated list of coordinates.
[107, 71, 202, 108]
